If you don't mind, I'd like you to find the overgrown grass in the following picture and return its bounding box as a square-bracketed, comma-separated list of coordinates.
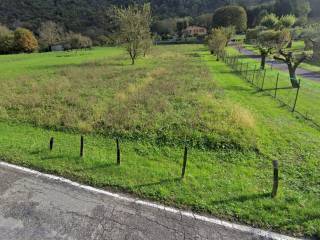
[0, 46, 256, 150]
[0, 45, 319, 238]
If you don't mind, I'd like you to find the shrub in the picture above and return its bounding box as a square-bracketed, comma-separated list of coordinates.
[13, 28, 38, 53]
[245, 28, 260, 44]
[207, 28, 227, 60]
[0, 24, 14, 54]
[212, 6, 247, 33]
[66, 33, 92, 50]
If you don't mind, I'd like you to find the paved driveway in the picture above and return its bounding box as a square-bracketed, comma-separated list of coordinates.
[0, 162, 299, 240]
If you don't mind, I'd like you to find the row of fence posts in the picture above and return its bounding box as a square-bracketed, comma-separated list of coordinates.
[47, 136, 279, 198]
[221, 53, 301, 113]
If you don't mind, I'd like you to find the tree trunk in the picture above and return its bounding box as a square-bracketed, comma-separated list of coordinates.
[287, 40, 293, 49]
[210, 50, 214, 54]
[260, 54, 266, 70]
[216, 55, 219, 61]
[288, 65, 299, 88]
[131, 57, 135, 65]
[312, 42, 320, 62]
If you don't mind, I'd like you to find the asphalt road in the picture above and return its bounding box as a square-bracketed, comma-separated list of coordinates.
[0, 162, 299, 240]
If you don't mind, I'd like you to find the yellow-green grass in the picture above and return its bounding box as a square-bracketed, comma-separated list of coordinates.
[0, 45, 319, 238]
[0, 46, 256, 150]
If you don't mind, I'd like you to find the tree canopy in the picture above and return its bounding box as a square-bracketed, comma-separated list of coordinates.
[212, 6, 248, 33]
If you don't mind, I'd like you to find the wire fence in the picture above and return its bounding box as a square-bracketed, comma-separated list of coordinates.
[221, 53, 320, 129]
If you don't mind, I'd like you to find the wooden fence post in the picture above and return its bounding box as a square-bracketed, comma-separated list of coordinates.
[272, 160, 279, 198]
[116, 139, 121, 165]
[261, 69, 267, 90]
[181, 146, 188, 179]
[245, 63, 249, 81]
[80, 136, 84, 157]
[49, 137, 54, 151]
[292, 79, 301, 112]
[274, 73, 280, 98]
[252, 65, 257, 85]
[239, 62, 243, 74]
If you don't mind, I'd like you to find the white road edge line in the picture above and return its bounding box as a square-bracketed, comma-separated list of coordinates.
[0, 161, 301, 240]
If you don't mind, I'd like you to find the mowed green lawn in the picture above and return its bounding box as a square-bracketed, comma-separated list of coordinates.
[0, 45, 319, 238]
[226, 46, 320, 126]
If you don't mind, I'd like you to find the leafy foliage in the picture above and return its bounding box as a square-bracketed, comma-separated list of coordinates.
[13, 28, 38, 53]
[207, 28, 228, 60]
[212, 5, 247, 33]
[113, 3, 152, 64]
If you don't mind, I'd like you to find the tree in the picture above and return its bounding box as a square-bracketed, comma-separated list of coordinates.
[278, 15, 296, 48]
[141, 36, 153, 57]
[66, 33, 92, 50]
[257, 29, 291, 69]
[0, 24, 14, 54]
[13, 28, 38, 53]
[152, 18, 177, 37]
[300, 23, 320, 60]
[275, 0, 311, 25]
[220, 26, 236, 46]
[311, 38, 320, 62]
[193, 13, 213, 29]
[177, 18, 189, 38]
[114, 3, 152, 65]
[212, 6, 247, 33]
[279, 15, 296, 29]
[260, 13, 279, 29]
[274, 49, 309, 88]
[207, 28, 227, 61]
[39, 21, 63, 51]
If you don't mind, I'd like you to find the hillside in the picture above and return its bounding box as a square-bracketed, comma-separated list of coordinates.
[0, 0, 273, 39]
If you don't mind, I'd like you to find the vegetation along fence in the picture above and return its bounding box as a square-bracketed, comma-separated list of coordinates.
[40, 135, 279, 198]
[221, 53, 320, 129]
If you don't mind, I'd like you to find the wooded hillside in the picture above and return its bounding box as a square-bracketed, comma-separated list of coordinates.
[0, 0, 273, 39]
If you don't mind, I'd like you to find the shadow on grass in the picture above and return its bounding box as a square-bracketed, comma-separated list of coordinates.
[72, 161, 118, 172]
[133, 177, 182, 189]
[222, 85, 253, 92]
[211, 193, 270, 205]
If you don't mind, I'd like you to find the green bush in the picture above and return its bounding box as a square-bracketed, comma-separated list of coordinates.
[212, 6, 247, 33]
[66, 33, 92, 50]
[0, 24, 14, 54]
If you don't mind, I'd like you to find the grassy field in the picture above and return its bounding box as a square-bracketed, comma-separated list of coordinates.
[227, 46, 320, 126]
[243, 41, 320, 73]
[0, 45, 319, 238]
[0, 46, 256, 150]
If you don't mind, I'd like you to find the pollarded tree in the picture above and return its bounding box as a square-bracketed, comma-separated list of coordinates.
[279, 15, 296, 29]
[13, 28, 38, 53]
[260, 13, 279, 30]
[114, 3, 152, 65]
[207, 28, 227, 61]
[212, 6, 247, 33]
[257, 29, 291, 70]
[274, 49, 309, 88]
[278, 15, 296, 48]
